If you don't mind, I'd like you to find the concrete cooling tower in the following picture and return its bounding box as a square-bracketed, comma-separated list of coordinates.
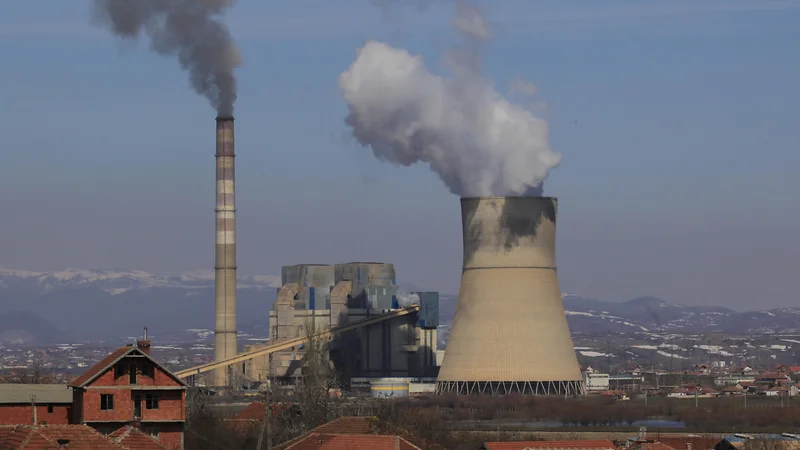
[436, 196, 584, 396]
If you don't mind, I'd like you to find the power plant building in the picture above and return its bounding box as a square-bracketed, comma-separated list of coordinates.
[436, 196, 584, 396]
[244, 262, 440, 385]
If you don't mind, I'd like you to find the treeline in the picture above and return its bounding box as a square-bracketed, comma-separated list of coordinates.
[181, 393, 800, 450]
[385, 395, 800, 431]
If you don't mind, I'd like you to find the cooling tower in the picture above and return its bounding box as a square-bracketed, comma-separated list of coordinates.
[214, 116, 237, 386]
[436, 196, 583, 396]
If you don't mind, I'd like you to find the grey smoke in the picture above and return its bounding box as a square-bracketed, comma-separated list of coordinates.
[92, 0, 242, 116]
[338, 1, 560, 197]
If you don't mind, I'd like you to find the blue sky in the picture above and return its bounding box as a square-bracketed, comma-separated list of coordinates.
[1, 0, 798, 309]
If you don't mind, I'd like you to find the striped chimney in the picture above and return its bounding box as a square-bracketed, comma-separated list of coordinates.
[214, 116, 237, 386]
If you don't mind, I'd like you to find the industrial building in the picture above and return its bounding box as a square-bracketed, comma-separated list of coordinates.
[436, 196, 584, 396]
[241, 262, 441, 386]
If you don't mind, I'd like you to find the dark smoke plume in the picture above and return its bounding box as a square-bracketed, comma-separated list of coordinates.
[92, 0, 242, 116]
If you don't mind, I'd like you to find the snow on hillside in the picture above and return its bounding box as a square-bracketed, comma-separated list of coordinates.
[0, 267, 282, 295]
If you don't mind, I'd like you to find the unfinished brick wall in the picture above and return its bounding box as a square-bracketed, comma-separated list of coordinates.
[0, 404, 71, 425]
[137, 390, 185, 422]
[81, 389, 134, 423]
[147, 422, 184, 450]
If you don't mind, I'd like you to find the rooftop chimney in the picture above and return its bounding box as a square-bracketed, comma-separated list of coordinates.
[214, 116, 237, 386]
[136, 326, 151, 356]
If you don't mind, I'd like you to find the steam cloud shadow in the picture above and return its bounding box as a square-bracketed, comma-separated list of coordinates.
[462, 193, 556, 267]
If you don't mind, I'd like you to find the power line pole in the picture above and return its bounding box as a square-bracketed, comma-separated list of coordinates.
[257, 355, 275, 450]
[256, 387, 272, 450]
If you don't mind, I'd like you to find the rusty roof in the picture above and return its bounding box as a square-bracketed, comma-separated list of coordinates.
[481, 440, 617, 450]
[69, 346, 188, 388]
[284, 434, 420, 450]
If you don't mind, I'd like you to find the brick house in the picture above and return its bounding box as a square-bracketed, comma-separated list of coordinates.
[0, 384, 72, 425]
[68, 339, 188, 450]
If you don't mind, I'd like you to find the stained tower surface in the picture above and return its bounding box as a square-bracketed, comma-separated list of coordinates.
[213, 116, 237, 386]
[436, 196, 584, 396]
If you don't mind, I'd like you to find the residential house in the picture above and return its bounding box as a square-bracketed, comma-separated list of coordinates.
[715, 375, 756, 386]
[756, 372, 791, 385]
[0, 384, 72, 425]
[68, 339, 188, 450]
[694, 364, 712, 375]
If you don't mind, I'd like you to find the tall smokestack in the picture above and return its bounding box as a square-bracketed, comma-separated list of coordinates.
[436, 196, 583, 396]
[214, 116, 237, 386]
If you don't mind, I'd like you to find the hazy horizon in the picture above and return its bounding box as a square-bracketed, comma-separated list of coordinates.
[1, 0, 798, 310]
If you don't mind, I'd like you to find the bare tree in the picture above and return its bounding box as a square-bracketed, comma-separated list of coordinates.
[186, 387, 212, 427]
[294, 319, 342, 431]
[745, 437, 785, 450]
[6, 362, 54, 384]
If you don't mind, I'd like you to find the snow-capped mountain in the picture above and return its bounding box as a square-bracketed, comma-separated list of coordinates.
[0, 267, 282, 295]
[437, 293, 800, 336]
[560, 294, 800, 335]
[2, 267, 799, 345]
[0, 268, 282, 344]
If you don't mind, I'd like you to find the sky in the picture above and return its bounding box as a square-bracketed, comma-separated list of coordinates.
[0, 0, 798, 310]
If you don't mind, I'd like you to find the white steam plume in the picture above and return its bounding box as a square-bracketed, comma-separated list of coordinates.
[91, 0, 242, 116]
[338, 1, 561, 197]
[397, 292, 421, 308]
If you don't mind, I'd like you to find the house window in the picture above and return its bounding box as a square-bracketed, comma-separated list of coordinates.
[115, 364, 124, 378]
[47, 404, 54, 414]
[142, 363, 154, 378]
[147, 427, 159, 440]
[129, 363, 137, 384]
[100, 394, 114, 411]
[145, 394, 159, 410]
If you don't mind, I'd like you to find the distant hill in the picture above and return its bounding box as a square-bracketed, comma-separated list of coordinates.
[436, 293, 800, 335]
[561, 294, 800, 335]
[2, 267, 799, 342]
[0, 268, 280, 341]
[0, 311, 74, 346]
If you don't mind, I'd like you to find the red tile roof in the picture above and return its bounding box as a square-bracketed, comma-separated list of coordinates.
[643, 443, 678, 450]
[284, 434, 420, 450]
[108, 425, 169, 449]
[230, 401, 295, 421]
[69, 347, 132, 387]
[311, 416, 379, 435]
[68, 345, 188, 388]
[0, 424, 149, 449]
[481, 440, 617, 450]
[657, 437, 722, 450]
[273, 416, 446, 450]
[757, 372, 788, 380]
